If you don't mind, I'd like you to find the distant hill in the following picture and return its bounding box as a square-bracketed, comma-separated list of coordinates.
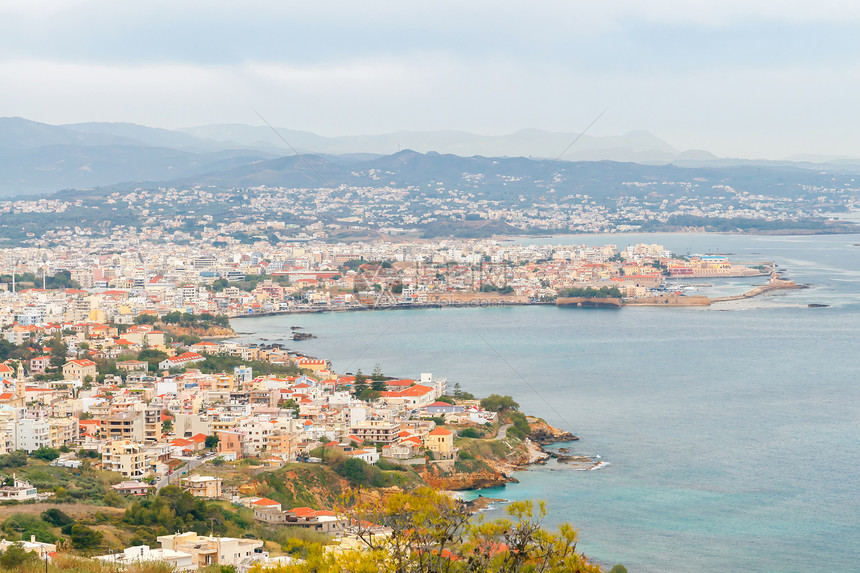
[0, 118, 274, 195]
[3, 116, 860, 197]
[126, 148, 855, 205]
[179, 124, 680, 162]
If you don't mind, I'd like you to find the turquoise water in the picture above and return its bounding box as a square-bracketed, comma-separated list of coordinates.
[232, 233, 860, 572]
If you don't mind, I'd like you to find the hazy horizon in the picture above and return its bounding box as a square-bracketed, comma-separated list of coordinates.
[3, 1, 860, 160]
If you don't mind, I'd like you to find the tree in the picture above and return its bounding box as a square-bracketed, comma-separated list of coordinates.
[138, 349, 168, 372]
[163, 311, 183, 324]
[370, 363, 387, 393]
[263, 487, 601, 573]
[0, 544, 38, 568]
[278, 398, 300, 418]
[103, 490, 126, 508]
[354, 369, 368, 397]
[48, 335, 66, 369]
[30, 447, 60, 461]
[133, 313, 158, 325]
[41, 508, 74, 528]
[480, 394, 520, 413]
[69, 524, 103, 551]
[205, 435, 219, 449]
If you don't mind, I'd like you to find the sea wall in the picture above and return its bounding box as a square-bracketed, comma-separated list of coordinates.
[556, 297, 623, 308]
[624, 295, 711, 306]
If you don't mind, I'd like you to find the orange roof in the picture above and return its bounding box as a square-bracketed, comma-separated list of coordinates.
[428, 428, 453, 436]
[396, 384, 435, 397]
[251, 498, 280, 506]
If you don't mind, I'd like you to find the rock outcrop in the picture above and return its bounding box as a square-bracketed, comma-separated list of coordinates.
[162, 324, 236, 338]
[527, 418, 579, 445]
[420, 464, 515, 490]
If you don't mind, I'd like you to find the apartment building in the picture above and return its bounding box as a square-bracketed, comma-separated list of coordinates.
[103, 440, 150, 478]
[348, 419, 401, 444]
[156, 532, 264, 569]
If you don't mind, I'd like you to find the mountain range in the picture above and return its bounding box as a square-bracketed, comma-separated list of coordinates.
[1, 117, 860, 197]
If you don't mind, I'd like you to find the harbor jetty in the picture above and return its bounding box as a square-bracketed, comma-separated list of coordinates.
[710, 275, 802, 303]
[563, 274, 803, 308]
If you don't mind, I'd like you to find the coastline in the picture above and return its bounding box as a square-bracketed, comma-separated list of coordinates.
[217, 234, 860, 573]
[227, 276, 803, 322]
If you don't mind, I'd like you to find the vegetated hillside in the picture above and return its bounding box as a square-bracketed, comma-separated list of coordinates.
[5, 116, 860, 201]
[0, 117, 274, 196]
[0, 144, 274, 197]
[151, 148, 860, 205]
[420, 219, 523, 238]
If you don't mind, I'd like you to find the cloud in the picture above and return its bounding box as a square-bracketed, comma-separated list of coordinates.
[2, 2, 860, 157]
[3, 55, 860, 159]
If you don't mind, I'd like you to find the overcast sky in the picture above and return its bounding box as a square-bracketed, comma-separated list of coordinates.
[2, 0, 859, 159]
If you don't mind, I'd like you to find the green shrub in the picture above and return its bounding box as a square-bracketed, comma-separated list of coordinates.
[70, 524, 103, 550]
[376, 458, 406, 472]
[30, 447, 60, 461]
[0, 543, 39, 568]
[458, 428, 485, 439]
[41, 508, 74, 528]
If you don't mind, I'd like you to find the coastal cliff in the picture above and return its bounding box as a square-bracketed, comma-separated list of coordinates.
[420, 462, 514, 490]
[162, 324, 236, 338]
[528, 418, 579, 445]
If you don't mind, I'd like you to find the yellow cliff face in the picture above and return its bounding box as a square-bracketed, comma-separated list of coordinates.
[420, 463, 512, 490]
[161, 324, 236, 338]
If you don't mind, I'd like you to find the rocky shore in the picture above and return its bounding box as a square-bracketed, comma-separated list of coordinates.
[527, 417, 579, 445]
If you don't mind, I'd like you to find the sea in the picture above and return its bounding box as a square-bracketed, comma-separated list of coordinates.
[230, 233, 860, 573]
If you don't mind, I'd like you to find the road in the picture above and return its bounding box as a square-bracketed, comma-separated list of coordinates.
[495, 423, 513, 440]
[155, 453, 219, 491]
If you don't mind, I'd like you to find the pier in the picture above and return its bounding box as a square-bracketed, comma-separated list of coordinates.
[710, 275, 802, 303]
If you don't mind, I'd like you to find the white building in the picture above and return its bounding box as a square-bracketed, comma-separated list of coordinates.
[14, 415, 50, 453]
[94, 545, 195, 571]
[0, 476, 38, 501]
[156, 532, 266, 569]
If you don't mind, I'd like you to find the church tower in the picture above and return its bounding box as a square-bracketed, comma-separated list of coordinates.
[15, 362, 25, 401]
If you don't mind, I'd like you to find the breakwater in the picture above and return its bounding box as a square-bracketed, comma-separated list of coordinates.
[710, 277, 802, 303]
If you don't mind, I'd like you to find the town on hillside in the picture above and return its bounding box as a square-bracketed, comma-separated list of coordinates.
[0, 322, 571, 570]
